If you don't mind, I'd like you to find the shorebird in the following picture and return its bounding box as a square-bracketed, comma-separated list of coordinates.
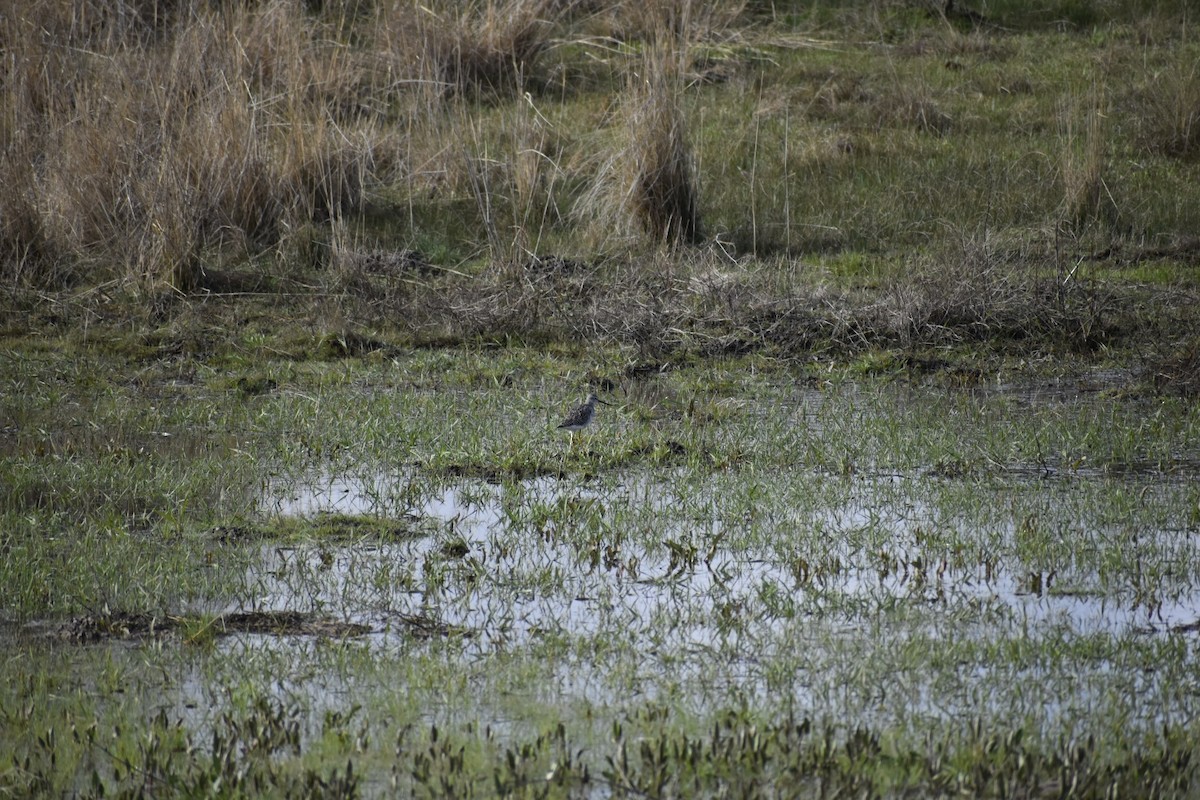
[557, 392, 609, 447]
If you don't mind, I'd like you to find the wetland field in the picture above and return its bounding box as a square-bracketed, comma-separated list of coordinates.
[4, 0, 1200, 797]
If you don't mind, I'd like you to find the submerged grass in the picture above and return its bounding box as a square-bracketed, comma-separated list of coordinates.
[5, 696, 1194, 798]
[4, 342, 1200, 794]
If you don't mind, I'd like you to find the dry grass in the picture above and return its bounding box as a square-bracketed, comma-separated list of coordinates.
[574, 22, 702, 249]
[1147, 341, 1200, 397]
[1132, 61, 1200, 159]
[1058, 86, 1119, 233]
[579, 0, 748, 43]
[340, 227, 1125, 359]
[878, 232, 1092, 348]
[0, 0, 385, 292]
[626, 35, 702, 245]
[377, 0, 559, 100]
[3, 0, 1198, 368]
[872, 87, 953, 136]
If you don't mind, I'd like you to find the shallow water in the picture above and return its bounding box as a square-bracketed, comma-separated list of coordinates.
[16, 375, 1200, 752]
[232, 455, 1200, 733]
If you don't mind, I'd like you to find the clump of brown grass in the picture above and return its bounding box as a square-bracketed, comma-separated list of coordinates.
[877, 231, 1115, 350]
[370, 1, 564, 266]
[0, 127, 51, 283]
[626, 41, 701, 244]
[0, 0, 386, 293]
[576, 25, 701, 248]
[879, 234, 1040, 346]
[381, 0, 558, 100]
[873, 87, 953, 135]
[474, 92, 568, 265]
[1058, 88, 1119, 232]
[896, 28, 1012, 60]
[1130, 62, 1200, 159]
[574, 2, 737, 250]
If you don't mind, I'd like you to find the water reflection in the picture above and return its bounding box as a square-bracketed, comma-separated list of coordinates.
[251, 467, 1200, 654]
[58, 435, 1158, 743]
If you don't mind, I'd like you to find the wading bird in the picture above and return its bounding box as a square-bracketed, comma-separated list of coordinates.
[557, 392, 609, 448]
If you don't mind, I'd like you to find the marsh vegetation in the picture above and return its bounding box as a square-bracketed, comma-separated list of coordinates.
[3, 0, 1200, 796]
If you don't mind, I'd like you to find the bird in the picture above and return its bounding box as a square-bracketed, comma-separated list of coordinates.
[557, 392, 609, 447]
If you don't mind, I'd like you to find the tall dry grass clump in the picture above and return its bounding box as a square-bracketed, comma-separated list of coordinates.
[377, 0, 557, 100]
[1058, 87, 1118, 233]
[0, 0, 385, 293]
[1132, 61, 1200, 159]
[577, 18, 701, 249]
[627, 34, 701, 245]
[369, 0, 565, 268]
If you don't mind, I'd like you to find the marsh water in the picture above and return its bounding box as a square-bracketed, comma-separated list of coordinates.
[12, 373, 1200, 765]
[223, 376, 1200, 740]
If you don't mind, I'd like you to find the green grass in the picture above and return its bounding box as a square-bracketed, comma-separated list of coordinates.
[3, 341, 1200, 795]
